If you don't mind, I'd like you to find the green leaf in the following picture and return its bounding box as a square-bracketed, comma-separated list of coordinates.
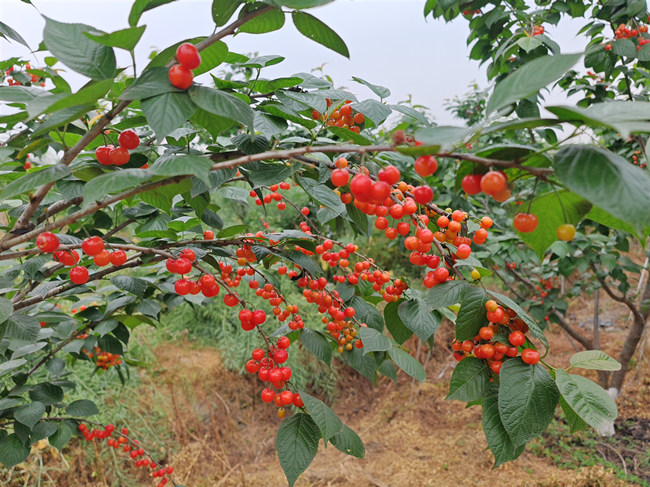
[212, 0, 243, 26]
[129, 0, 177, 26]
[486, 53, 581, 114]
[4, 313, 40, 341]
[188, 85, 254, 128]
[291, 11, 349, 58]
[330, 424, 365, 458]
[559, 395, 589, 434]
[485, 290, 547, 346]
[358, 326, 391, 354]
[0, 297, 12, 325]
[554, 145, 650, 232]
[388, 346, 426, 383]
[455, 286, 488, 341]
[498, 358, 559, 446]
[611, 38, 636, 57]
[585, 206, 644, 240]
[514, 191, 592, 260]
[339, 346, 378, 381]
[351, 76, 390, 99]
[397, 297, 440, 342]
[383, 300, 413, 345]
[482, 384, 525, 468]
[82, 169, 152, 206]
[193, 41, 229, 76]
[43, 17, 116, 80]
[569, 350, 622, 371]
[29, 383, 64, 406]
[299, 391, 343, 444]
[239, 4, 285, 34]
[300, 328, 332, 365]
[350, 296, 384, 331]
[414, 125, 470, 151]
[83, 25, 146, 50]
[14, 402, 46, 429]
[0, 359, 27, 376]
[427, 280, 469, 309]
[327, 126, 372, 145]
[276, 413, 320, 487]
[141, 92, 197, 141]
[0, 20, 30, 49]
[66, 399, 100, 417]
[110, 276, 148, 297]
[44, 79, 113, 114]
[446, 357, 490, 402]
[245, 162, 291, 187]
[0, 434, 30, 468]
[555, 370, 617, 431]
[0, 165, 71, 200]
[48, 423, 73, 451]
[121, 67, 182, 100]
[149, 154, 213, 184]
[350, 99, 391, 125]
[517, 36, 542, 53]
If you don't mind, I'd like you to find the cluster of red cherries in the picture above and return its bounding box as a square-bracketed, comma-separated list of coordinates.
[451, 299, 540, 372]
[78, 423, 173, 487]
[83, 347, 123, 370]
[244, 337, 304, 418]
[35, 233, 128, 285]
[168, 43, 201, 90]
[604, 21, 650, 51]
[4, 63, 45, 87]
[312, 101, 365, 134]
[95, 129, 141, 166]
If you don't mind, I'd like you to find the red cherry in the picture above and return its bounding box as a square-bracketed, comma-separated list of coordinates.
[118, 130, 140, 150]
[513, 213, 538, 233]
[412, 185, 433, 204]
[175, 43, 201, 70]
[261, 388, 275, 403]
[378, 165, 400, 185]
[36, 232, 60, 253]
[110, 250, 127, 266]
[480, 170, 507, 195]
[108, 146, 130, 166]
[168, 64, 193, 90]
[96, 145, 114, 165]
[245, 360, 259, 374]
[81, 236, 104, 256]
[202, 284, 220, 297]
[433, 267, 449, 282]
[277, 336, 291, 349]
[179, 249, 196, 262]
[349, 174, 373, 201]
[252, 349, 265, 361]
[252, 309, 267, 325]
[174, 279, 191, 295]
[274, 349, 289, 364]
[370, 181, 391, 203]
[461, 174, 482, 195]
[239, 309, 253, 322]
[176, 258, 192, 274]
[279, 390, 294, 405]
[199, 274, 216, 289]
[93, 250, 111, 267]
[414, 155, 438, 177]
[521, 348, 540, 365]
[509, 330, 526, 347]
[456, 244, 471, 259]
[204, 230, 214, 239]
[330, 169, 350, 187]
[70, 266, 89, 284]
[293, 393, 304, 408]
[54, 250, 79, 266]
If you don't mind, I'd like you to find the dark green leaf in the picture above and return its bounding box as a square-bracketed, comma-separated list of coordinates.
[276, 413, 320, 487]
[0, 434, 30, 468]
[14, 402, 46, 429]
[291, 11, 349, 58]
[358, 326, 391, 354]
[499, 358, 559, 446]
[121, 67, 182, 100]
[212, 0, 243, 26]
[482, 384, 525, 468]
[350, 296, 384, 331]
[0, 20, 30, 49]
[142, 92, 197, 141]
[427, 280, 470, 309]
[110, 276, 148, 297]
[486, 53, 581, 114]
[29, 383, 64, 406]
[129, 0, 177, 26]
[397, 297, 440, 342]
[48, 423, 73, 451]
[559, 396, 589, 434]
[193, 41, 229, 76]
[388, 346, 425, 383]
[351, 76, 390, 99]
[554, 145, 650, 232]
[83, 25, 146, 50]
[239, 4, 285, 34]
[299, 391, 343, 443]
[300, 328, 332, 365]
[0, 297, 12, 325]
[43, 17, 116, 79]
[555, 370, 617, 431]
[569, 350, 621, 371]
[66, 399, 100, 417]
[383, 300, 413, 345]
[188, 85, 254, 128]
[446, 357, 490, 402]
[330, 424, 364, 459]
[44, 79, 113, 114]
[0, 165, 71, 200]
[82, 169, 152, 206]
[455, 286, 488, 341]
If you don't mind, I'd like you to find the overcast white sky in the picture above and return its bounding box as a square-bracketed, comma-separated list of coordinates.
[0, 0, 588, 124]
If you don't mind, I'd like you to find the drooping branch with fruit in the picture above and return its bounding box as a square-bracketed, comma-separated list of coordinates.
[1, 0, 650, 485]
